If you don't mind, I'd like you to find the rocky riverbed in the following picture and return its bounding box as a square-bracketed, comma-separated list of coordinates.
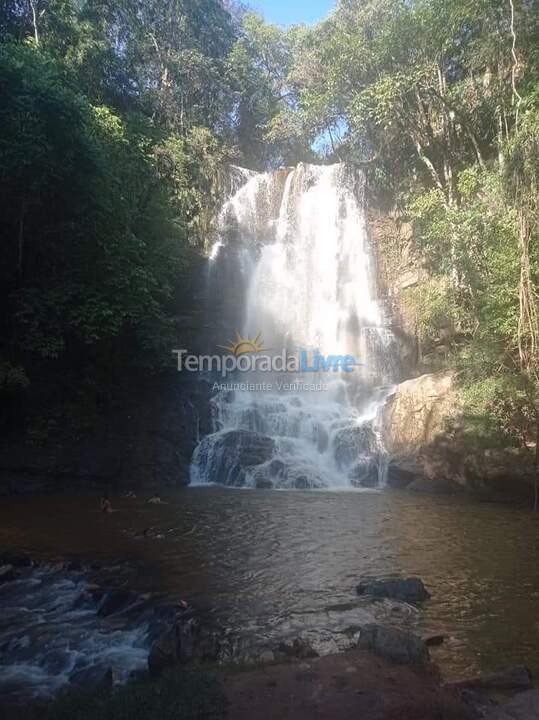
[2, 553, 538, 720]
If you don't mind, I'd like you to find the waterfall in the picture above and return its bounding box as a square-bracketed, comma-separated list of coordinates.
[191, 163, 401, 489]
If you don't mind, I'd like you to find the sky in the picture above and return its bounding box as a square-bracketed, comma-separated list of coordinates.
[251, 0, 336, 26]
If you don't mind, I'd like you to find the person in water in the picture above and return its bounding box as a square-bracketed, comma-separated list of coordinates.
[148, 493, 167, 504]
[100, 497, 113, 513]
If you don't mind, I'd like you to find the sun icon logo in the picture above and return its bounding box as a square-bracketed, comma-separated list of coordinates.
[218, 330, 265, 356]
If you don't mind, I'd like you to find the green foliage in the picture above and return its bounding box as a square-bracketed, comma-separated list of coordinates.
[403, 277, 460, 352]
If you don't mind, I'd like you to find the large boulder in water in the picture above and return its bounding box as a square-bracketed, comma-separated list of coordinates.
[348, 457, 379, 487]
[332, 424, 377, 470]
[356, 576, 431, 602]
[191, 429, 275, 486]
[97, 588, 135, 617]
[358, 624, 430, 666]
[148, 615, 198, 676]
[381, 371, 460, 484]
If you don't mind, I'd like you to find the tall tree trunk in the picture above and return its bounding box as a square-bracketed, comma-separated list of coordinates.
[28, 0, 40, 45]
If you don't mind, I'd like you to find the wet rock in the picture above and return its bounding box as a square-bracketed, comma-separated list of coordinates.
[192, 625, 220, 663]
[458, 688, 498, 718]
[277, 637, 318, 659]
[69, 665, 117, 692]
[349, 457, 379, 488]
[0, 564, 15, 583]
[333, 424, 377, 470]
[255, 478, 274, 489]
[193, 429, 275, 487]
[65, 557, 83, 572]
[269, 459, 285, 478]
[42, 649, 73, 675]
[258, 649, 275, 664]
[148, 616, 198, 676]
[386, 465, 417, 489]
[358, 624, 430, 666]
[454, 665, 533, 691]
[356, 576, 431, 602]
[424, 634, 445, 647]
[97, 588, 134, 616]
[486, 689, 539, 719]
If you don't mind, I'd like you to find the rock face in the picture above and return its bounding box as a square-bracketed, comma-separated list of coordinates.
[381, 370, 535, 498]
[356, 577, 431, 603]
[382, 370, 460, 485]
[358, 624, 430, 666]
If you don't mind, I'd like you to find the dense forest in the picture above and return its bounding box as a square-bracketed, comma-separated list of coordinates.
[1, 0, 539, 475]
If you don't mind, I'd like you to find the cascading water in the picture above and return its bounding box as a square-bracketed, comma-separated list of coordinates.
[191, 163, 401, 489]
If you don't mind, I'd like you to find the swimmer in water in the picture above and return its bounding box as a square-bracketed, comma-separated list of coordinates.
[100, 497, 113, 513]
[148, 493, 167, 504]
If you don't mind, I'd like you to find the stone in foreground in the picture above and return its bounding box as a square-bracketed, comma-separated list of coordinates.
[358, 624, 430, 666]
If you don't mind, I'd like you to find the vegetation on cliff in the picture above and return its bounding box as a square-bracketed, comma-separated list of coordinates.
[252, 0, 539, 490]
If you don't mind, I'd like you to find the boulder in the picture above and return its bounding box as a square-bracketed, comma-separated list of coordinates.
[381, 371, 462, 487]
[386, 465, 417, 489]
[69, 665, 117, 692]
[268, 459, 285, 478]
[333, 424, 377, 470]
[148, 616, 198, 676]
[356, 576, 431, 602]
[277, 637, 318, 659]
[486, 690, 539, 719]
[65, 557, 83, 572]
[97, 588, 134, 617]
[424, 634, 445, 647]
[192, 429, 275, 487]
[349, 457, 379, 488]
[258, 649, 275, 664]
[358, 624, 430, 666]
